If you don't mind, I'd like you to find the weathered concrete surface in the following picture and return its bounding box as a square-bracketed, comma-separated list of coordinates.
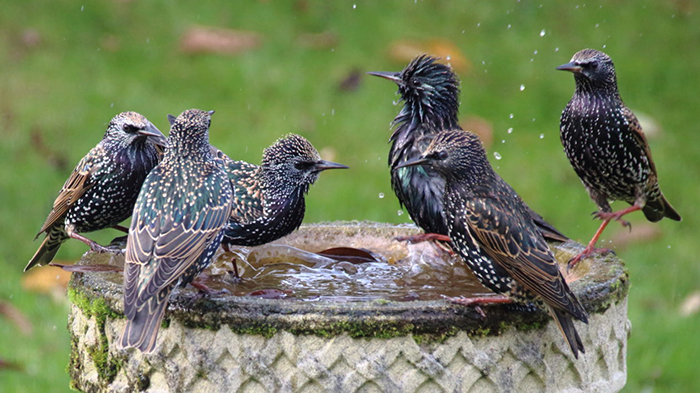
[67, 221, 630, 392]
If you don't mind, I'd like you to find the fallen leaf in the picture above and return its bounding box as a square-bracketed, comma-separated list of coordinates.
[388, 39, 470, 73]
[0, 301, 33, 335]
[461, 115, 493, 148]
[679, 290, 700, 317]
[338, 69, 363, 92]
[316, 247, 384, 264]
[609, 223, 661, 250]
[296, 31, 338, 49]
[181, 26, 262, 55]
[21, 265, 71, 296]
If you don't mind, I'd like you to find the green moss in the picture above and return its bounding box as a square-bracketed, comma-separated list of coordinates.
[67, 284, 123, 385]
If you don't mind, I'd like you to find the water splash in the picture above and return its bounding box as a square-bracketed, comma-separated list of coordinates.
[519, 84, 525, 91]
[493, 152, 502, 160]
[540, 29, 546, 37]
[378, 193, 385, 199]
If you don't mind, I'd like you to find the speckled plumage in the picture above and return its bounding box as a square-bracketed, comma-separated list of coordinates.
[399, 130, 588, 358]
[120, 109, 232, 353]
[558, 49, 681, 266]
[369, 55, 568, 243]
[214, 134, 347, 247]
[26, 112, 167, 271]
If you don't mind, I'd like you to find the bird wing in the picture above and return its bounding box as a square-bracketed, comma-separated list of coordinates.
[124, 166, 232, 309]
[37, 145, 104, 235]
[621, 106, 658, 175]
[461, 186, 576, 312]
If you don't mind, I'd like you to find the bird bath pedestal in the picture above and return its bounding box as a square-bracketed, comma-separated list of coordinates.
[67, 221, 629, 392]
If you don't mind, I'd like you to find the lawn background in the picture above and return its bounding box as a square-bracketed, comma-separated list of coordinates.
[0, 1, 698, 391]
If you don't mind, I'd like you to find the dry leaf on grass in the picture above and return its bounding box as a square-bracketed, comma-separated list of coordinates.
[388, 39, 470, 74]
[0, 301, 33, 335]
[679, 290, 700, 317]
[181, 26, 262, 55]
[21, 265, 71, 297]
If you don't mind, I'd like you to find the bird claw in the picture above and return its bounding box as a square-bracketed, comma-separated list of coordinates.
[567, 247, 614, 272]
[90, 243, 123, 255]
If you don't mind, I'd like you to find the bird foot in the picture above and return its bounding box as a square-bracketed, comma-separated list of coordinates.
[395, 233, 451, 244]
[190, 280, 230, 298]
[593, 211, 631, 228]
[567, 247, 614, 271]
[89, 242, 123, 255]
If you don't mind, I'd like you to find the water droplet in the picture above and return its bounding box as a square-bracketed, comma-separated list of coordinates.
[477, 22, 481, 27]
[507, 127, 513, 134]
[667, 245, 671, 249]
[509, 113, 514, 119]
[539, 134, 545, 139]
[81, 5, 84, 11]
[331, 109, 335, 115]
[507, 24, 512, 29]
[501, 139, 506, 144]
[378, 193, 385, 199]
[540, 29, 546, 37]
[397, 210, 404, 216]
[533, 50, 538, 55]
[110, 103, 114, 107]
[493, 152, 502, 160]
[602, 44, 607, 49]
[555, 47, 560, 52]
[446, 55, 451, 61]
[352, 4, 356, 9]
[52, 325, 57, 331]
[519, 84, 525, 91]
[595, 23, 600, 28]
[532, 118, 537, 122]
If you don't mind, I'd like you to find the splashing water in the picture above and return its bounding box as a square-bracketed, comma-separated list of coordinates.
[493, 152, 502, 160]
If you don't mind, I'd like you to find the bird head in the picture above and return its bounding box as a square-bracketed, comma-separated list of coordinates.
[262, 134, 348, 194]
[557, 49, 617, 90]
[166, 109, 215, 154]
[397, 130, 490, 181]
[368, 54, 460, 126]
[104, 111, 168, 150]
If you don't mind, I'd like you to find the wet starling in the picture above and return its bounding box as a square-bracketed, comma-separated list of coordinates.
[558, 49, 681, 268]
[120, 109, 232, 353]
[26, 112, 167, 271]
[369, 55, 568, 244]
[398, 130, 588, 358]
[210, 134, 347, 275]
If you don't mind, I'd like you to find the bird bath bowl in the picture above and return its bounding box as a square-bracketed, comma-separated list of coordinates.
[67, 221, 629, 392]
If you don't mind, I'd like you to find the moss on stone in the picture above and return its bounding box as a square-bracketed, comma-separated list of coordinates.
[67, 283, 123, 385]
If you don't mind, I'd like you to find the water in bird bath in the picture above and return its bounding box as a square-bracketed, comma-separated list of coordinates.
[195, 223, 495, 302]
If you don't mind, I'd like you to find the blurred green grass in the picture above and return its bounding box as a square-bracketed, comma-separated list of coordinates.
[1, 1, 698, 391]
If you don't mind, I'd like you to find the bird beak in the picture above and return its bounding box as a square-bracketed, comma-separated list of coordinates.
[396, 157, 429, 169]
[314, 160, 349, 172]
[139, 123, 169, 148]
[556, 62, 583, 74]
[366, 71, 403, 85]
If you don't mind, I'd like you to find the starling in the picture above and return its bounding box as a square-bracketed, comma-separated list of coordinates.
[26, 112, 167, 271]
[368, 54, 568, 244]
[398, 130, 588, 358]
[120, 109, 232, 353]
[558, 49, 681, 268]
[210, 134, 347, 274]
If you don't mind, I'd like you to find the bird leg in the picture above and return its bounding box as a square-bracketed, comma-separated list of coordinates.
[68, 231, 120, 254]
[221, 243, 241, 280]
[395, 232, 452, 244]
[189, 279, 230, 298]
[567, 206, 640, 270]
[112, 224, 130, 233]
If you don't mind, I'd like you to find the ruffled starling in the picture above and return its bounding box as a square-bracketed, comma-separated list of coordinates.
[398, 130, 588, 358]
[208, 134, 346, 276]
[26, 112, 167, 271]
[369, 55, 568, 244]
[120, 109, 232, 353]
[558, 49, 681, 268]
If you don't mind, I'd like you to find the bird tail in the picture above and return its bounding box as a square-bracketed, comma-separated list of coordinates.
[25, 225, 69, 272]
[526, 206, 570, 243]
[119, 288, 172, 353]
[642, 193, 681, 222]
[548, 306, 586, 359]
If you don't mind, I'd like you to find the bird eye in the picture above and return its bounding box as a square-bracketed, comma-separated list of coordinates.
[411, 78, 422, 87]
[294, 161, 314, 171]
[437, 150, 448, 160]
[122, 124, 138, 133]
